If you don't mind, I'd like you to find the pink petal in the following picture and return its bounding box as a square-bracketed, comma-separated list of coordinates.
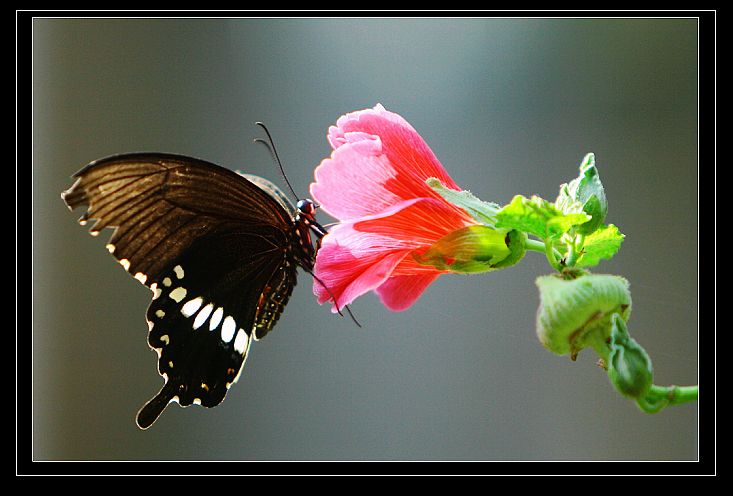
[375, 272, 442, 312]
[327, 103, 415, 149]
[313, 224, 409, 312]
[313, 198, 474, 313]
[330, 105, 461, 189]
[311, 104, 462, 222]
[310, 135, 403, 221]
[353, 197, 475, 246]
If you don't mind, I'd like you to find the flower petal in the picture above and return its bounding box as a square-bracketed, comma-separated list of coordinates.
[310, 135, 403, 221]
[311, 104, 461, 221]
[353, 197, 476, 246]
[327, 103, 416, 150]
[313, 197, 475, 313]
[330, 104, 461, 190]
[375, 272, 442, 312]
[313, 224, 409, 312]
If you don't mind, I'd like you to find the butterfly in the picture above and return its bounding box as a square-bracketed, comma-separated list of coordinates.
[61, 150, 332, 429]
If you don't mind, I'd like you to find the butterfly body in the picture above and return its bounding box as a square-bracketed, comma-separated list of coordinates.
[62, 153, 321, 429]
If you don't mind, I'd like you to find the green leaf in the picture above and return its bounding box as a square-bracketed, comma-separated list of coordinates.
[556, 153, 608, 235]
[576, 224, 625, 268]
[426, 178, 501, 226]
[555, 183, 586, 217]
[496, 194, 589, 241]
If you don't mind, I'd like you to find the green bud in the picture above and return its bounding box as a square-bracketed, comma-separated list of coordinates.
[556, 153, 608, 235]
[535, 273, 631, 357]
[413, 225, 517, 274]
[607, 314, 653, 398]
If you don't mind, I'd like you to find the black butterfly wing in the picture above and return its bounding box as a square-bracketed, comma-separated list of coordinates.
[62, 153, 301, 428]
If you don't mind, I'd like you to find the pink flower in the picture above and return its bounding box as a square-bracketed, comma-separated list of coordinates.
[310, 104, 477, 312]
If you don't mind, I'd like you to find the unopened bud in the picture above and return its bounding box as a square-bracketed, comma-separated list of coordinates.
[607, 314, 653, 398]
[535, 273, 631, 357]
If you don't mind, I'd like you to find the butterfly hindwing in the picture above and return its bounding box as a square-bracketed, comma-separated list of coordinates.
[62, 153, 309, 429]
[138, 224, 299, 428]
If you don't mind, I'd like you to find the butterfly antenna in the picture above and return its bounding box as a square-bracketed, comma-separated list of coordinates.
[254, 122, 300, 200]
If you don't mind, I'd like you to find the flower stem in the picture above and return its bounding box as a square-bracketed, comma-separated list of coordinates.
[649, 384, 699, 405]
[635, 384, 698, 413]
[526, 238, 564, 269]
[565, 234, 585, 267]
[544, 239, 563, 271]
[525, 238, 547, 254]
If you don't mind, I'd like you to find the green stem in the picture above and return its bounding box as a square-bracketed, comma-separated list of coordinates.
[649, 384, 698, 405]
[637, 384, 699, 413]
[544, 239, 562, 271]
[565, 234, 585, 267]
[525, 238, 547, 254]
[526, 238, 564, 268]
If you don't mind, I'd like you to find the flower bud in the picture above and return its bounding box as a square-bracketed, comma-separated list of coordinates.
[607, 314, 653, 398]
[535, 273, 631, 357]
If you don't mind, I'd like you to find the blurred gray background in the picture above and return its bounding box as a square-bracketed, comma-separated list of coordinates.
[32, 18, 698, 461]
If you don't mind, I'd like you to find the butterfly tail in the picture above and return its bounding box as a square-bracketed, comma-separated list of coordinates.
[136, 380, 179, 430]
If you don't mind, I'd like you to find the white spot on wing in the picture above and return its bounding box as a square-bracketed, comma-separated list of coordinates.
[209, 307, 224, 331]
[233, 329, 248, 354]
[150, 283, 161, 300]
[193, 303, 213, 330]
[106, 244, 115, 253]
[155, 309, 165, 318]
[160, 334, 169, 345]
[174, 265, 185, 279]
[169, 287, 187, 303]
[163, 277, 172, 287]
[119, 259, 130, 271]
[134, 272, 148, 285]
[221, 316, 236, 343]
[181, 297, 203, 318]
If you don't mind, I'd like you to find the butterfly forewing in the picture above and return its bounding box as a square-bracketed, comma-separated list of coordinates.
[62, 154, 294, 283]
[62, 153, 312, 429]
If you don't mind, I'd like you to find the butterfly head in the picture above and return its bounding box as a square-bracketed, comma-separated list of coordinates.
[296, 198, 318, 220]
